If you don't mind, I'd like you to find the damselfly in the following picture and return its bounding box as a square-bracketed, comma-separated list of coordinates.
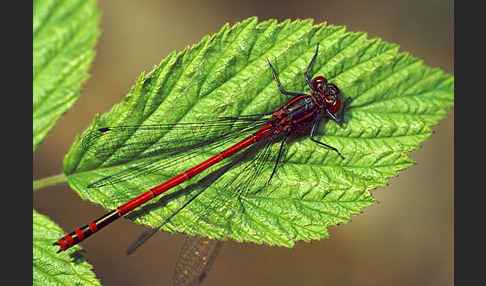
[55, 44, 350, 253]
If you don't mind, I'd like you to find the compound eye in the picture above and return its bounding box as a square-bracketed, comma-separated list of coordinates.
[311, 76, 328, 90]
[325, 95, 342, 113]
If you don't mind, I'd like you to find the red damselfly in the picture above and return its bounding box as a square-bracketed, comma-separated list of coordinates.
[55, 44, 350, 253]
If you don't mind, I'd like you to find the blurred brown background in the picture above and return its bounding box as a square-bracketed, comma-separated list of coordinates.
[33, 0, 454, 285]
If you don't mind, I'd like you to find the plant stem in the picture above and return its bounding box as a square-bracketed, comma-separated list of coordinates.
[33, 173, 68, 191]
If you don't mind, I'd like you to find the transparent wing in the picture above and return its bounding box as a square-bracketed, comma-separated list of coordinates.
[83, 116, 268, 160]
[83, 116, 268, 188]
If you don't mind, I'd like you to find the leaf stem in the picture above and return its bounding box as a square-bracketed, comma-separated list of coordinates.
[33, 173, 68, 191]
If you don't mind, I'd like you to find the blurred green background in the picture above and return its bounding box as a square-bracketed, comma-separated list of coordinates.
[33, 0, 453, 285]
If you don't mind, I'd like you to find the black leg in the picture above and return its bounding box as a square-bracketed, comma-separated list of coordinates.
[267, 132, 289, 185]
[326, 108, 342, 125]
[305, 43, 319, 89]
[309, 114, 345, 160]
[267, 59, 304, 98]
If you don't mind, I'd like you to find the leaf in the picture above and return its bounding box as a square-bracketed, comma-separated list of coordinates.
[63, 18, 454, 247]
[33, 210, 101, 286]
[33, 0, 100, 150]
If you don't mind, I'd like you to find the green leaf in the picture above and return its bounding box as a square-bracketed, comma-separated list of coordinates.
[33, 210, 101, 286]
[33, 0, 100, 150]
[63, 18, 454, 247]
